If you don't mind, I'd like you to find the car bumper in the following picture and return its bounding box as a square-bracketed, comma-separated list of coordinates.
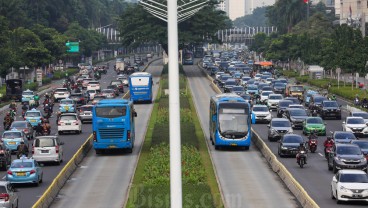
[304, 128, 325, 135]
[279, 148, 299, 156]
[321, 111, 341, 117]
[54, 96, 69, 100]
[7, 174, 39, 184]
[80, 115, 92, 121]
[255, 116, 271, 123]
[0, 201, 12, 208]
[335, 162, 367, 171]
[337, 191, 368, 202]
[58, 125, 80, 131]
[33, 155, 60, 162]
[4, 144, 20, 151]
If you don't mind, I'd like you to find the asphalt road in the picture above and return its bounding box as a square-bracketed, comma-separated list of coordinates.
[0, 56, 153, 207]
[50, 59, 163, 208]
[202, 64, 368, 207]
[184, 64, 299, 208]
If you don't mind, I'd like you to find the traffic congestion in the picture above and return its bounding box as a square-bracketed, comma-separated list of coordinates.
[201, 49, 368, 205]
[0, 55, 151, 207]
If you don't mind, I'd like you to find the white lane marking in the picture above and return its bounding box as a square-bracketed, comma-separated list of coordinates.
[318, 153, 324, 157]
[80, 166, 88, 169]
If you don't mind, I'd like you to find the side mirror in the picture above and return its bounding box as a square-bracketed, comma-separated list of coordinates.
[332, 176, 337, 183]
[342, 121, 345, 124]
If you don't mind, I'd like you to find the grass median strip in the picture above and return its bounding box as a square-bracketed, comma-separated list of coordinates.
[126, 64, 223, 208]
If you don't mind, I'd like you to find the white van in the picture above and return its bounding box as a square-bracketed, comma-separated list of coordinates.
[32, 136, 64, 165]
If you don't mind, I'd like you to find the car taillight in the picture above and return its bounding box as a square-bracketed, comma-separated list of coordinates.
[58, 121, 62, 126]
[0, 193, 9, 202]
[73, 121, 78, 125]
[7, 170, 12, 175]
[93, 131, 97, 142]
[55, 145, 59, 153]
[30, 170, 36, 174]
[80, 97, 84, 101]
[127, 130, 131, 141]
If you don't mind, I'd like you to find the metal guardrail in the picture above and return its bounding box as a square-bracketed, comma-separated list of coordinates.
[32, 57, 161, 208]
[199, 62, 319, 208]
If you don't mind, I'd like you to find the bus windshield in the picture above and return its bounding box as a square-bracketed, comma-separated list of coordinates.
[130, 77, 150, 87]
[289, 86, 304, 91]
[219, 108, 248, 134]
[95, 106, 127, 118]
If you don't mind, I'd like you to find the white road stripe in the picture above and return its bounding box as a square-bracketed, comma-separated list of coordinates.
[318, 153, 324, 157]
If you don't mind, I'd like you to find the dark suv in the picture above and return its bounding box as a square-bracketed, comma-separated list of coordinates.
[283, 108, 308, 129]
[328, 143, 367, 173]
[318, 100, 341, 120]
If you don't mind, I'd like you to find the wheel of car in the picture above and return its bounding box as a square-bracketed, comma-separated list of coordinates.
[40, 173, 43, 183]
[331, 187, 335, 199]
[336, 191, 341, 204]
[58, 131, 63, 135]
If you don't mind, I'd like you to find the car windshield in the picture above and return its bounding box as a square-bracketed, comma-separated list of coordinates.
[25, 112, 41, 117]
[262, 92, 273, 96]
[81, 106, 93, 111]
[56, 89, 68, 92]
[285, 98, 299, 104]
[274, 84, 285, 88]
[347, 118, 365, 124]
[290, 110, 307, 116]
[240, 95, 250, 100]
[11, 162, 33, 168]
[353, 113, 368, 119]
[272, 120, 291, 127]
[242, 77, 250, 81]
[102, 90, 114, 93]
[10, 122, 27, 128]
[353, 142, 368, 149]
[3, 132, 22, 138]
[60, 100, 73, 105]
[35, 139, 55, 147]
[340, 173, 368, 183]
[283, 136, 303, 143]
[225, 81, 236, 86]
[247, 85, 258, 90]
[279, 101, 292, 108]
[95, 106, 127, 118]
[314, 97, 326, 103]
[307, 118, 323, 124]
[89, 82, 99, 85]
[323, 102, 338, 107]
[335, 133, 356, 140]
[337, 146, 361, 155]
[253, 106, 268, 112]
[22, 91, 33, 95]
[289, 86, 303, 91]
[60, 115, 77, 120]
[269, 95, 283, 100]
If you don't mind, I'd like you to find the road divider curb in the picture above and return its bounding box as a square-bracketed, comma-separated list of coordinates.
[32, 57, 162, 208]
[198, 62, 319, 208]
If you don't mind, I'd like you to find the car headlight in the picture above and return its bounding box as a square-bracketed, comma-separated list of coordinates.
[339, 186, 349, 192]
[335, 156, 341, 161]
[270, 128, 277, 134]
[345, 126, 352, 132]
[287, 129, 293, 133]
[281, 146, 288, 150]
[266, 114, 272, 119]
[361, 158, 367, 163]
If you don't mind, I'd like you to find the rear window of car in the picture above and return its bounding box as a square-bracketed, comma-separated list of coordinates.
[11, 162, 33, 168]
[88, 81, 99, 85]
[3, 132, 22, 138]
[11, 122, 27, 128]
[60, 100, 73, 105]
[60, 115, 77, 120]
[81, 106, 93, 111]
[35, 139, 55, 147]
[0, 186, 6, 193]
[55, 89, 68, 92]
[26, 112, 41, 117]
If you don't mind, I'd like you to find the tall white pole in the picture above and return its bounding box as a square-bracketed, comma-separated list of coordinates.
[168, 0, 182, 207]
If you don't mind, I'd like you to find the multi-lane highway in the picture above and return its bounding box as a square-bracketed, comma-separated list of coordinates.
[198, 62, 368, 207]
[50, 59, 162, 207]
[184, 65, 300, 208]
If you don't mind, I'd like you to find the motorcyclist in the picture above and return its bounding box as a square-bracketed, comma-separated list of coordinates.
[308, 129, 318, 141]
[34, 93, 40, 106]
[296, 142, 307, 164]
[42, 119, 51, 135]
[45, 93, 50, 100]
[56, 112, 62, 125]
[16, 141, 29, 159]
[330, 94, 336, 101]
[21, 102, 28, 117]
[362, 97, 368, 107]
[323, 136, 334, 151]
[9, 101, 17, 111]
[355, 94, 360, 105]
[3, 113, 13, 129]
[36, 122, 43, 135]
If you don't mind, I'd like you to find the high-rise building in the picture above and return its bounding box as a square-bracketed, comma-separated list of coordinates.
[245, 0, 276, 15]
[216, 0, 276, 20]
[227, 0, 247, 20]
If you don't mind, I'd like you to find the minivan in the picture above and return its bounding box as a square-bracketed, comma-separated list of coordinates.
[32, 136, 64, 165]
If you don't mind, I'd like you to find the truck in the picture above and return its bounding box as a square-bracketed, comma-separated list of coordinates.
[116, 60, 125, 74]
[285, 84, 305, 101]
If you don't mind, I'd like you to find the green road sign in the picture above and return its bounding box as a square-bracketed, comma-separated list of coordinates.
[66, 42, 79, 53]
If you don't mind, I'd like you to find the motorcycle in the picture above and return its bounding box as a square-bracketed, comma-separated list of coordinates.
[308, 134, 318, 153]
[311, 109, 318, 117]
[362, 102, 368, 109]
[325, 145, 333, 159]
[354, 98, 360, 106]
[42, 125, 50, 136]
[297, 150, 307, 168]
[3, 123, 11, 131]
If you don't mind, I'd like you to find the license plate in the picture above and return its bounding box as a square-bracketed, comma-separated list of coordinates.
[65, 106, 69, 110]
[41, 150, 49, 153]
[108, 145, 117, 148]
[230, 143, 237, 146]
[353, 194, 362, 198]
[30, 119, 36, 122]
[59, 93, 64, 95]
[8, 142, 16, 145]
[66, 123, 71, 125]
[16, 172, 26, 176]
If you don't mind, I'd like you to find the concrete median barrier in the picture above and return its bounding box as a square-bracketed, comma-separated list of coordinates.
[198, 62, 319, 208]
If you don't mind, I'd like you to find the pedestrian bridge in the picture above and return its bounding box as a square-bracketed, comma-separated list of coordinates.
[217, 26, 277, 44]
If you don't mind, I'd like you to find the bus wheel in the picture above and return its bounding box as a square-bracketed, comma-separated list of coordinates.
[214, 145, 220, 150]
[243, 146, 250, 150]
[95, 149, 102, 154]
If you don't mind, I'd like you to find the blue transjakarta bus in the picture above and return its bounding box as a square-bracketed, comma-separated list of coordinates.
[209, 93, 254, 150]
[129, 72, 153, 103]
[92, 99, 137, 154]
[182, 51, 194, 65]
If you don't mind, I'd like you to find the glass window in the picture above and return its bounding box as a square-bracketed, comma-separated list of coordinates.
[337, 146, 361, 155]
[271, 120, 291, 127]
[22, 91, 33, 95]
[279, 101, 292, 108]
[340, 173, 368, 183]
[60, 100, 73, 105]
[10, 122, 27, 128]
[307, 118, 323, 124]
[323, 102, 338, 107]
[11, 162, 33, 168]
[289, 86, 303, 91]
[60, 115, 77, 121]
[353, 113, 368, 119]
[81, 106, 93, 111]
[3, 132, 22, 138]
[55, 89, 68, 92]
[290, 110, 307, 116]
[334, 133, 356, 140]
[283, 136, 303, 143]
[269, 95, 283, 100]
[35, 139, 55, 147]
[347, 118, 365, 124]
[353, 141, 368, 149]
[131, 77, 150, 86]
[26, 112, 41, 117]
[253, 106, 268, 112]
[219, 113, 248, 133]
[0, 186, 6, 193]
[95, 106, 127, 118]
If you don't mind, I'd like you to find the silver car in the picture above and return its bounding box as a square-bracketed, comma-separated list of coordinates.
[0, 181, 18, 208]
[79, 105, 93, 123]
[267, 118, 293, 142]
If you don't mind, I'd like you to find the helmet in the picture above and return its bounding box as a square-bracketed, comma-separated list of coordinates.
[45, 104, 49, 107]
[327, 136, 332, 140]
[20, 141, 24, 144]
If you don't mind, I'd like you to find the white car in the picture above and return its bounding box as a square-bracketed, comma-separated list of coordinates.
[53, 88, 70, 101]
[82, 78, 92, 89]
[351, 111, 368, 124]
[252, 105, 272, 123]
[260, 91, 273, 102]
[57, 113, 82, 135]
[267, 94, 284, 111]
[117, 75, 129, 86]
[86, 90, 97, 100]
[331, 169, 368, 203]
[342, 117, 368, 136]
[32, 136, 64, 165]
[87, 81, 101, 92]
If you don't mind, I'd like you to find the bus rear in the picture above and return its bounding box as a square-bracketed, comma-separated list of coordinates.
[129, 72, 153, 103]
[182, 51, 194, 65]
[6, 79, 23, 101]
[92, 99, 137, 154]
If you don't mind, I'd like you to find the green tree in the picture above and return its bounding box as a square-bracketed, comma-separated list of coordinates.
[0, 16, 15, 78]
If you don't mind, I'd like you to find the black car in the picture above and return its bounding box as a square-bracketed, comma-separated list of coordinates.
[327, 143, 367, 173]
[284, 97, 300, 105]
[107, 85, 120, 96]
[309, 95, 328, 110]
[278, 134, 304, 157]
[277, 100, 293, 118]
[70, 93, 86, 106]
[318, 100, 341, 120]
[273, 83, 286, 94]
[110, 80, 124, 93]
[332, 131, 357, 143]
[283, 108, 308, 129]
